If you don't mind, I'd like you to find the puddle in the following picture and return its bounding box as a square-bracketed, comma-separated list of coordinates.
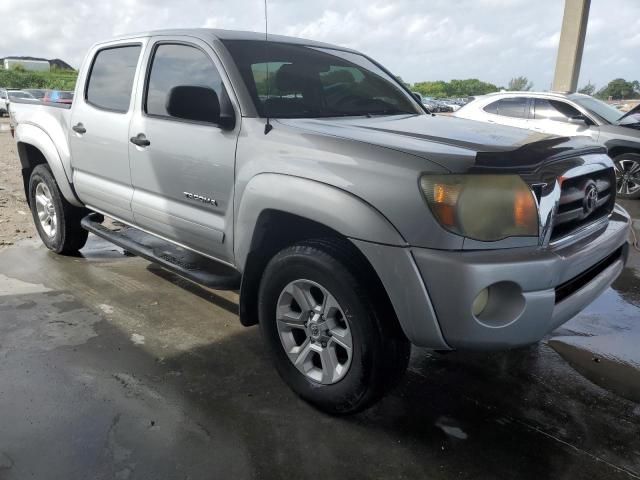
[551, 266, 640, 404]
[550, 334, 640, 404]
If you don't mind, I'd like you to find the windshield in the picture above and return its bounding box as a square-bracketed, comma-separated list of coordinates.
[25, 89, 46, 99]
[222, 40, 422, 118]
[569, 94, 622, 124]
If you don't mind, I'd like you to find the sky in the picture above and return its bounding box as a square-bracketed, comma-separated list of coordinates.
[1, 0, 638, 90]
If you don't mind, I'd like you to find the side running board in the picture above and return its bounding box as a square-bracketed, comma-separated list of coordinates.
[81, 213, 241, 290]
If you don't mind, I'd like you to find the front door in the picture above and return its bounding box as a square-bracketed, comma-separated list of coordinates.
[128, 38, 239, 262]
[70, 43, 145, 222]
[528, 98, 597, 139]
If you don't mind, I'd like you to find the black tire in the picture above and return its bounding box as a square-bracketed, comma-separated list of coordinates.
[614, 153, 640, 200]
[258, 239, 410, 415]
[28, 164, 89, 254]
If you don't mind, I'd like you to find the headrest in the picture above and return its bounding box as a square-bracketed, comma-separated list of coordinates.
[276, 63, 313, 93]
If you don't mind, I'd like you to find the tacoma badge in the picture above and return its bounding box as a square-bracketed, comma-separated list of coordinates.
[183, 192, 218, 206]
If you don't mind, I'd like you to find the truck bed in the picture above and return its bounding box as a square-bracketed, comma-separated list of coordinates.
[9, 98, 72, 138]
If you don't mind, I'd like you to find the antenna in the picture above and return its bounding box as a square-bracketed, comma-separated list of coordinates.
[264, 0, 273, 134]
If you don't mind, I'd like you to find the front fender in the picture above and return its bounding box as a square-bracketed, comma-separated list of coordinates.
[234, 173, 407, 271]
[16, 123, 82, 207]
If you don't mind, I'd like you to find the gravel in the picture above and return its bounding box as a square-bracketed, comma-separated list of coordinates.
[0, 118, 36, 249]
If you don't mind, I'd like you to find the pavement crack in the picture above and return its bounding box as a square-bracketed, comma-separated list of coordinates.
[517, 419, 640, 479]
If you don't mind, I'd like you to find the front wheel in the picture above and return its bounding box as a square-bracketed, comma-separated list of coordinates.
[258, 239, 410, 415]
[614, 153, 640, 199]
[28, 164, 89, 254]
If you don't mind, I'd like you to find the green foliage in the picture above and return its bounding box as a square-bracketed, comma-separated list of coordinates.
[578, 82, 596, 95]
[596, 78, 640, 100]
[507, 76, 533, 91]
[412, 78, 498, 98]
[0, 68, 78, 91]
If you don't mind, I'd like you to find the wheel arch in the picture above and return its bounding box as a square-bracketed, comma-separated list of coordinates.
[235, 174, 407, 329]
[15, 124, 82, 207]
[605, 140, 640, 160]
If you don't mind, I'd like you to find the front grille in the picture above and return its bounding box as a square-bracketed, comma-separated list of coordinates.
[550, 167, 616, 241]
[554, 246, 624, 304]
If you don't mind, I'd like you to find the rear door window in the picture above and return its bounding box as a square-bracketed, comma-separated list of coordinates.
[483, 97, 529, 118]
[86, 45, 142, 112]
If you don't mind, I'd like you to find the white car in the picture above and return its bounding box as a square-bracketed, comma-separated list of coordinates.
[454, 92, 640, 198]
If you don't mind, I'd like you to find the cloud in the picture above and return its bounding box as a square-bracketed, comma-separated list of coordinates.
[534, 32, 560, 49]
[0, 0, 638, 90]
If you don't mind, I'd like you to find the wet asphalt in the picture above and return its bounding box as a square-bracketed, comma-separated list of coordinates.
[0, 202, 639, 479]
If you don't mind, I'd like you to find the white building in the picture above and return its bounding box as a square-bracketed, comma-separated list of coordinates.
[3, 58, 50, 72]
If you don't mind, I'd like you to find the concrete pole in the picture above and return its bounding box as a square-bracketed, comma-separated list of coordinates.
[552, 0, 591, 93]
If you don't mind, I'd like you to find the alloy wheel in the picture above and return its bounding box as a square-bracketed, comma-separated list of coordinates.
[276, 279, 353, 384]
[614, 159, 640, 196]
[34, 182, 57, 238]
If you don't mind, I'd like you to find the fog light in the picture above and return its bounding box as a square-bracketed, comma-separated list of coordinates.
[472, 288, 489, 316]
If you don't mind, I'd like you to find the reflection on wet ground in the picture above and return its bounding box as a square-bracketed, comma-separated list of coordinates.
[550, 199, 640, 405]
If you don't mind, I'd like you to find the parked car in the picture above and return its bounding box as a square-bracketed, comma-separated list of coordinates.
[0, 88, 9, 116]
[1, 89, 36, 116]
[43, 90, 74, 104]
[24, 89, 48, 100]
[455, 91, 640, 198]
[10, 29, 630, 414]
[434, 100, 454, 113]
[441, 99, 462, 111]
[422, 99, 440, 112]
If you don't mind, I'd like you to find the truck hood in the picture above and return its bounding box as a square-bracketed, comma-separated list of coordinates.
[277, 114, 605, 173]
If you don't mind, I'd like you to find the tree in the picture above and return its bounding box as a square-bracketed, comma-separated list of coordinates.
[596, 78, 639, 100]
[578, 82, 596, 96]
[411, 78, 498, 98]
[507, 76, 533, 91]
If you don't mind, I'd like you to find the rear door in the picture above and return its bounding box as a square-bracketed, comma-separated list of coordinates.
[128, 37, 240, 262]
[481, 97, 531, 130]
[69, 41, 146, 222]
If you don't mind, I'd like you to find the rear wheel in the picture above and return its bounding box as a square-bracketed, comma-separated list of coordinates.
[613, 153, 640, 199]
[258, 239, 410, 415]
[28, 164, 88, 254]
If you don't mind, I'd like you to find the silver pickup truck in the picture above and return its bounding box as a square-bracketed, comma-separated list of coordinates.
[10, 29, 631, 414]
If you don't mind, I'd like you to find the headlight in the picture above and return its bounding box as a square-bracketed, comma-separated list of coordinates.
[420, 175, 538, 241]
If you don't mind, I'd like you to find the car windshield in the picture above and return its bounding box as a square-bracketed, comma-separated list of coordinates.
[8, 91, 34, 99]
[569, 94, 623, 124]
[25, 89, 46, 99]
[222, 40, 422, 118]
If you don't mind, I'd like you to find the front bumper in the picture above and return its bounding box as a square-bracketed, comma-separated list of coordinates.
[412, 205, 630, 350]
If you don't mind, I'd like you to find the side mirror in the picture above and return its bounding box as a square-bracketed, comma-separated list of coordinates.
[568, 114, 589, 126]
[413, 93, 423, 102]
[166, 85, 234, 129]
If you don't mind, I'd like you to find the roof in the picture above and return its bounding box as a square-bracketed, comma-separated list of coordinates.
[483, 90, 573, 99]
[96, 28, 352, 52]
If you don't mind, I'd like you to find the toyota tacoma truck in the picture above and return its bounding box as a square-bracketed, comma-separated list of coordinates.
[10, 29, 631, 414]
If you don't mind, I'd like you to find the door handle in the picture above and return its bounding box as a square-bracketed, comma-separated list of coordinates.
[130, 133, 150, 147]
[72, 123, 86, 134]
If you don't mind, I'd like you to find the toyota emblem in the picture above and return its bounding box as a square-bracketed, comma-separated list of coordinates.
[583, 184, 598, 215]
